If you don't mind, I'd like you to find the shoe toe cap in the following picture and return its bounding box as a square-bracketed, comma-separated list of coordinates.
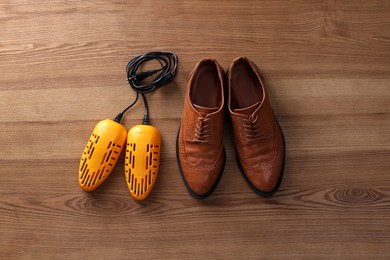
[183, 163, 223, 196]
[241, 160, 283, 194]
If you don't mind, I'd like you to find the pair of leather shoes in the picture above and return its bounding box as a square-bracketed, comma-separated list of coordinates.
[176, 57, 285, 199]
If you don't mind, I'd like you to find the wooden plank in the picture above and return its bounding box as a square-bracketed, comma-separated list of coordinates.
[0, 0, 390, 258]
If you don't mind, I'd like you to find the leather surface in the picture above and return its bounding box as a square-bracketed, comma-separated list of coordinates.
[178, 58, 225, 196]
[228, 57, 285, 193]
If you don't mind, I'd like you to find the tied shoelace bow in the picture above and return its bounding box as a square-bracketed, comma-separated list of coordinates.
[194, 115, 210, 142]
[243, 114, 262, 141]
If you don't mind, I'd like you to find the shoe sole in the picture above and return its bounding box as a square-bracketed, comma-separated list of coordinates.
[236, 121, 286, 197]
[176, 127, 226, 200]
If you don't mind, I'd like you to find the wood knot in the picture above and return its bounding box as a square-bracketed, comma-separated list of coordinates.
[67, 195, 132, 216]
[332, 188, 380, 205]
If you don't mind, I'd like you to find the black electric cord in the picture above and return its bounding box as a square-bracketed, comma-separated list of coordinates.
[140, 93, 149, 125]
[114, 92, 139, 123]
[114, 51, 178, 124]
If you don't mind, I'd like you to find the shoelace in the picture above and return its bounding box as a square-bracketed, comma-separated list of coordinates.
[194, 116, 210, 142]
[243, 115, 262, 141]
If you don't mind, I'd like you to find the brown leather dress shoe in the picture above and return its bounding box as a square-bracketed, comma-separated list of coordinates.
[176, 58, 225, 199]
[227, 57, 285, 196]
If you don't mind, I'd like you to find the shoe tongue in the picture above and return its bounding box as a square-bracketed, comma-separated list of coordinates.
[233, 101, 261, 115]
[193, 104, 219, 115]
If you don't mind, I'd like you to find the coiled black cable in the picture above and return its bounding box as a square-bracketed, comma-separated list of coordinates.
[114, 51, 178, 124]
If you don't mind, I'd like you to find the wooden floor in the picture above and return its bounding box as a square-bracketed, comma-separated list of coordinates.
[1, 0, 390, 259]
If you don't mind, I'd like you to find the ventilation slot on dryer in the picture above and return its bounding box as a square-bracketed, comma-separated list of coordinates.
[125, 141, 161, 200]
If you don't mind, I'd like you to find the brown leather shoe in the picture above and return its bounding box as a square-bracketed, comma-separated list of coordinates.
[176, 58, 225, 199]
[227, 57, 285, 196]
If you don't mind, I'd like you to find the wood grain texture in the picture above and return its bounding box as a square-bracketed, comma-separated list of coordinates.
[1, 0, 390, 259]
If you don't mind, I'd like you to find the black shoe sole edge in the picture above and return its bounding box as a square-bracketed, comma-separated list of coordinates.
[236, 121, 286, 197]
[176, 127, 226, 200]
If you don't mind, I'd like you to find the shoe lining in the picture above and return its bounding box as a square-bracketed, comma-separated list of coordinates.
[190, 61, 222, 108]
[230, 60, 263, 110]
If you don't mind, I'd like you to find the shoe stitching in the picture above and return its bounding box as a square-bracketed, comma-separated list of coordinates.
[180, 123, 224, 169]
[237, 119, 281, 170]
